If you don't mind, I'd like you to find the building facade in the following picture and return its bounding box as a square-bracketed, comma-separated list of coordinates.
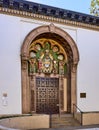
[0, 0, 99, 115]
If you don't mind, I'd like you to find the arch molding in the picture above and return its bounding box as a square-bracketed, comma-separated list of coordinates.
[21, 24, 79, 113]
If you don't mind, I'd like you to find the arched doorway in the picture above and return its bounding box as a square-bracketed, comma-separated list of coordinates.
[21, 24, 79, 114]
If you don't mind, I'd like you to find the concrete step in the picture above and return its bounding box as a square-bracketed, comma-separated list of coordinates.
[51, 114, 80, 128]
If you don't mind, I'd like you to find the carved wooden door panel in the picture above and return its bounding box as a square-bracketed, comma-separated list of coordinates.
[36, 77, 59, 114]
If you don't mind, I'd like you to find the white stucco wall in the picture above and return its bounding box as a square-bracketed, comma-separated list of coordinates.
[0, 14, 21, 114]
[0, 13, 99, 114]
[77, 28, 99, 111]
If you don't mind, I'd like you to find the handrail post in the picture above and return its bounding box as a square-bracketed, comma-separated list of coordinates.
[81, 111, 83, 126]
[49, 113, 52, 128]
[46, 106, 52, 128]
[73, 104, 74, 118]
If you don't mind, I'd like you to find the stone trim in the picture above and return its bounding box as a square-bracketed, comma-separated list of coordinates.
[0, 7, 99, 31]
[21, 24, 79, 113]
[21, 24, 79, 63]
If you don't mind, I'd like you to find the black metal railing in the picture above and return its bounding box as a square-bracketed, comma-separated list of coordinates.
[45, 106, 52, 128]
[73, 104, 83, 125]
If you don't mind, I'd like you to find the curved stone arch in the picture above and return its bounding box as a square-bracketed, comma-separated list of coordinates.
[21, 24, 79, 113]
[21, 24, 79, 64]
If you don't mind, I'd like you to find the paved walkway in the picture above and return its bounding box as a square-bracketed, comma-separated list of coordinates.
[0, 124, 99, 130]
[37, 125, 99, 130]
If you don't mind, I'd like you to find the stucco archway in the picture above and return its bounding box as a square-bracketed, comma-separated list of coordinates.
[21, 23, 79, 114]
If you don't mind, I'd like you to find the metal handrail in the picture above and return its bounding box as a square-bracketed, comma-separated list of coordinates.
[73, 104, 82, 113]
[45, 106, 52, 128]
[73, 104, 83, 125]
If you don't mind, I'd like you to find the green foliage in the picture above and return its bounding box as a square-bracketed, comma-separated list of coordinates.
[90, 0, 99, 16]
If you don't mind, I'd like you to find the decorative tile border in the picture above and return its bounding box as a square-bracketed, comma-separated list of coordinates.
[0, 0, 99, 31]
[0, 7, 99, 31]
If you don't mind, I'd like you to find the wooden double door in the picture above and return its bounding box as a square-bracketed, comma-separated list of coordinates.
[36, 77, 59, 114]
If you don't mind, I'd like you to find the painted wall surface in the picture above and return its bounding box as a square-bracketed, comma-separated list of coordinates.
[0, 14, 21, 114]
[0, 13, 99, 114]
[77, 29, 99, 111]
